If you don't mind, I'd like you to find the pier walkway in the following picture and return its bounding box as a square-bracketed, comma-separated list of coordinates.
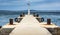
[9, 15, 52, 35]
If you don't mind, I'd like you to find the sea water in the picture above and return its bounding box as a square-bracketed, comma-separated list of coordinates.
[0, 15, 19, 26]
[0, 13, 60, 26]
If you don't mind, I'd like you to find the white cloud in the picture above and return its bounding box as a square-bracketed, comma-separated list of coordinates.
[31, 2, 60, 10]
[40, 3, 60, 8]
[0, 0, 60, 10]
[0, 0, 26, 6]
[26, 0, 45, 2]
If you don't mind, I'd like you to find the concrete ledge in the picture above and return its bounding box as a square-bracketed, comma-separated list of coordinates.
[47, 27, 60, 35]
[2, 22, 20, 28]
[39, 22, 58, 28]
[0, 28, 14, 35]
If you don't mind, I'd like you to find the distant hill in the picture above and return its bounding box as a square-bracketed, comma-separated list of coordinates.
[0, 10, 25, 15]
[0, 10, 60, 15]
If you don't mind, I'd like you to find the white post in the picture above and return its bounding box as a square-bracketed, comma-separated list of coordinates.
[27, 2, 30, 15]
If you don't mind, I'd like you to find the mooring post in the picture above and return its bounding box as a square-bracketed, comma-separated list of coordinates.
[0, 26, 2, 28]
[9, 18, 13, 25]
[36, 14, 39, 17]
[47, 18, 51, 25]
[20, 13, 25, 17]
[33, 13, 39, 17]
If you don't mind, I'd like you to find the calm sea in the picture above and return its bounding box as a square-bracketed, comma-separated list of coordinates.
[0, 12, 60, 26]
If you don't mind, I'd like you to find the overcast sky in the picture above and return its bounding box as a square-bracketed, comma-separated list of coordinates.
[0, 0, 60, 10]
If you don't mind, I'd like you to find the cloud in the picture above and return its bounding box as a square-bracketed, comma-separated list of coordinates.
[0, 0, 60, 10]
[31, 2, 60, 10]
[0, 0, 27, 6]
[26, 0, 45, 2]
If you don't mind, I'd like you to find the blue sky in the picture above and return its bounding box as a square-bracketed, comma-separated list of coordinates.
[0, 0, 60, 10]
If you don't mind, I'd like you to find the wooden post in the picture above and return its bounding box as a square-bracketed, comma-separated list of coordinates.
[20, 13, 25, 17]
[0, 26, 2, 28]
[20, 14, 22, 17]
[9, 18, 13, 25]
[33, 13, 39, 17]
[47, 18, 51, 25]
[36, 14, 39, 17]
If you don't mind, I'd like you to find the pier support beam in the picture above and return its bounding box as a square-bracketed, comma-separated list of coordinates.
[47, 18, 51, 25]
[9, 19, 13, 25]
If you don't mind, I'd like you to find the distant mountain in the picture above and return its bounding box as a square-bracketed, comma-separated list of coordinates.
[0, 10, 60, 15]
[0, 10, 21, 15]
